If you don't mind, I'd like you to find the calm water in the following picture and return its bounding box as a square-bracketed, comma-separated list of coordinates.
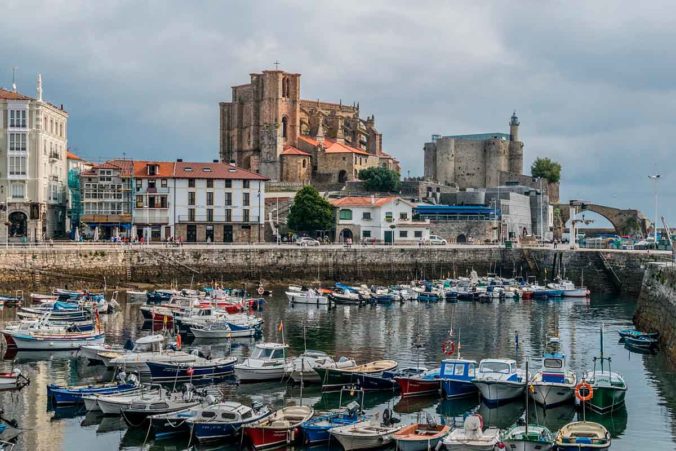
[1, 288, 675, 450]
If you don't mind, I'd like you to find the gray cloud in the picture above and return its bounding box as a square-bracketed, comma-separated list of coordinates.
[2, 0, 674, 223]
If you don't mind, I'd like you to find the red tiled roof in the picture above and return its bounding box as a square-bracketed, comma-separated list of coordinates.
[133, 161, 175, 178]
[0, 88, 32, 101]
[83, 160, 133, 176]
[330, 196, 400, 208]
[67, 151, 83, 161]
[298, 136, 370, 156]
[175, 161, 269, 180]
[281, 145, 310, 156]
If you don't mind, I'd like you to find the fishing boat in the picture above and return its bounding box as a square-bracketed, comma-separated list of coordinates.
[93, 386, 167, 415]
[547, 280, 590, 298]
[582, 327, 627, 414]
[439, 358, 478, 399]
[105, 335, 197, 372]
[355, 367, 425, 392]
[1, 327, 105, 351]
[395, 368, 441, 398]
[329, 288, 361, 304]
[554, 421, 611, 450]
[529, 338, 577, 407]
[234, 343, 290, 382]
[623, 335, 658, 350]
[0, 369, 30, 391]
[300, 389, 365, 445]
[187, 401, 272, 442]
[146, 356, 237, 382]
[120, 388, 203, 428]
[285, 288, 329, 305]
[441, 414, 501, 450]
[473, 359, 526, 404]
[47, 373, 139, 405]
[190, 321, 261, 339]
[617, 328, 659, 340]
[288, 351, 356, 384]
[314, 359, 398, 392]
[243, 405, 314, 449]
[393, 422, 450, 451]
[329, 415, 402, 451]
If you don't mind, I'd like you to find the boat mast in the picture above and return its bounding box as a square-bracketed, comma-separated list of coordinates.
[525, 360, 529, 436]
[600, 324, 604, 372]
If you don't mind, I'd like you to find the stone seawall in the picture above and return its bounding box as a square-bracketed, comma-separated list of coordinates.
[635, 263, 676, 364]
[0, 246, 669, 295]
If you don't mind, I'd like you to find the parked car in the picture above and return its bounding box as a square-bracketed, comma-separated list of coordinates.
[425, 235, 448, 245]
[296, 237, 320, 246]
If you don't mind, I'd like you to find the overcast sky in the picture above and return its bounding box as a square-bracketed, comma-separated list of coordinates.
[2, 0, 674, 225]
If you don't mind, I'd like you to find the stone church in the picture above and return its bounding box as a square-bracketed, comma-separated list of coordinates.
[219, 69, 399, 185]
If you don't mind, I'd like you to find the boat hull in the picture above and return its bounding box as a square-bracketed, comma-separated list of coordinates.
[234, 366, 287, 382]
[474, 380, 525, 404]
[586, 386, 626, 414]
[147, 360, 236, 382]
[244, 426, 301, 449]
[48, 383, 137, 405]
[2, 331, 105, 351]
[441, 379, 478, 399]
[395, 377, 440, 398]
[530, 383, 575, 407]
[331, 430, 397, 450]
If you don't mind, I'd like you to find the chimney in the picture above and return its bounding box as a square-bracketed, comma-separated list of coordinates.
[176, 158, 183, 162]
[213, 159, 219, 163]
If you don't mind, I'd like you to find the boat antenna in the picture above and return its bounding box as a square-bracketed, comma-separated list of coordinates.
[525, 360, 529, 436]
[600, 324, 604, 372]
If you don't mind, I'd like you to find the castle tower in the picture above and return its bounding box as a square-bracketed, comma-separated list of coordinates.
[509, 111, 520, 142]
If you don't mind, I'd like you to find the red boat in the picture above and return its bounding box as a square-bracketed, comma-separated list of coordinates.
[243, 406, 314, 449]
[395, 375, 441, 398]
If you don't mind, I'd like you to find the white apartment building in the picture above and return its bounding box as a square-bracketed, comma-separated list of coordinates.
[330, 196, 430, 244]
[0, 76, 68, 241]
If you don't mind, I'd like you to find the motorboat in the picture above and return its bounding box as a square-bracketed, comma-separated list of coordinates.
[2, 327, 104, 351]
[547, 280, 590, 298]
[554, 421, 611, 450]
[328, 288, 361, 304]
[530, 338, 577, 407]
[473, 359, 526, 404]
[355, 367, 425, 392]
[234, 343, 290, 382]
[582, 327, 627, 414]
[92, 385, 166, 415]
[441, 414, 501, 450]
[314, 359, 398, 391]
[79, 342, 127, 363]
[243, 405, 314, 449]
[288, 350, 355, 384]
[329, 416, 402, 450]
[48, 373, 139, 405]
[121, 387, 203, 428]
[439, 358, 478, 399]
[187, 401, 272, 442]
[105, 335, 197, 372]
[501, 423, 554, 451]
[393, 422, 450, 451]
[146, 356, 237, 383]
[0, 369, 30, 391]
[617, 328, 659, 340]
[395, 367, 441, 398]
[623, 335, 658, 349]
[190, 321, 260, 339]
[285, 288, 329, 305]
[300, 391, 365, 445]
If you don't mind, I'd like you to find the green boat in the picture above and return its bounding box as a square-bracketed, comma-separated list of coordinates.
[314, 359, 398, 391]
[582, 326, 627, 414]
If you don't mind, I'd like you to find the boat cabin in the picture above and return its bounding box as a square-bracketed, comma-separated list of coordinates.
[478, 359, 518, 375]
[541, 352, 566, 382]
[251, 343, 288, 360]
[439, 359, 477, 381]
[132, 335, 164, 353]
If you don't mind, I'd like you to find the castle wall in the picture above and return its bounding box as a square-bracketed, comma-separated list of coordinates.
[508, 141, 524, 175]
[453, 140, 487, 188]
[281, 155, 311, 183]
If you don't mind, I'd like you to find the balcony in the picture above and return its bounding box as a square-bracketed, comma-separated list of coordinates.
[133, 209, 169, 224]
[81, 214, 133, 224]
[177, 214, 260, 223]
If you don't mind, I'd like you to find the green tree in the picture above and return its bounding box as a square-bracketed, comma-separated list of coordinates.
[287, 186, 334, 233]
[357, 167, 401, 192]
[531, 157, 562, 183]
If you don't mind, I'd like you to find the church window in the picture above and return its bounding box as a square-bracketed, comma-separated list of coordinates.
[282, 77, 290, 97]
[282, 117, 288, 139]
[302, 159, 307, 169]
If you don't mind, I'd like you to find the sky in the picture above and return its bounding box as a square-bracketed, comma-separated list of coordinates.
[2, 0, 674, 225]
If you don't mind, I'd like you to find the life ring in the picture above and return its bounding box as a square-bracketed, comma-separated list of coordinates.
[176, 334, 182, 350]
[575, 382, 593, 402]
[257, 287, 265, 295]
[441, 340, 456, 356]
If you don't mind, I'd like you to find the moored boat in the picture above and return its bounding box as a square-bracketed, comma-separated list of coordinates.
[583, 327, 627, 414]
[243, 405, 314, 449]
[529, 338, 576, 407]
[314, 359, 398, 392]
[393, 422, 450, 451]
[48, 374, 139, 405]
[554, 421, 611, 450]
[288, 351, 356, 384]
[234, 343, 290, 382]
[501, 423, 554, 451]
[439, 358, 478, 399]
[473, 358, 526, 404]
[441, 414, 500, 450]
[395, 368, 441, 398]
[329, 417, 402, 450]
[187, 401, 272, 442]
[146, 356, 237, 383]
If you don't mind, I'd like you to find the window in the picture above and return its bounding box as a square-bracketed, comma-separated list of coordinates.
[207, 179, 213, 188]
[147, 164, 158, 176]
[399, 212, 408, 220]
[10, 183, 24, 199]
[302, 159, 307, 168]
[188, 179, 195, 188]
[225, 179, 232, 188]
[243, 193, 250, 207]
[136, 195, 144, 208]
[188, 208, 195, 221]
[148, 180, 156, 189]
[207, 208, 214, 222]
[385, 212, 393, 222]
[9, 110, 26, 128]
[9, 133, 27, 151]
[149, 196, 156, 208]
[243, 180, 250, 189]
[160, 196, 167, 208]
[161, 179, 167, 188]
[243, 209, 250, 222]
[399, 231, 408, 238]
[414, 230, 423, 238]
[362, 230, 371, 238]
[362, 212, 371, 220]
[207, 192, 214, 206]
[281, 116, 288, 139]
[188, 192, 195, 206]
[339, 209, 352, 220]
[9, 155, 27, 176]
[454, 365, 465, 376]
[225, 209, 232, 222]
[225, 192, 232, 206]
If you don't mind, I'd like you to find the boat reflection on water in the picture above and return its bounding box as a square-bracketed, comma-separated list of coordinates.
[314, 388, 396, 412]
[3, 348, 79, 363]
[582, 404, 628, 438]
[50, 404, 86, 420]
[529, 401, 576, 433]
[436, 396, 480, 419]
[394, 394, 439, 414]
[478, 398, 525, 429]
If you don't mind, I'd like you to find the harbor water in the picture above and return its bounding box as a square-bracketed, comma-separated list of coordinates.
[1, 288, 675, 450]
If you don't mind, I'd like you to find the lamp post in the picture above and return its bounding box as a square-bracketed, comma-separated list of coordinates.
[648, 174, 661, 243]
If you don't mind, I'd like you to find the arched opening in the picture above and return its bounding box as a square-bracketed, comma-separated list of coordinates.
[9, 211, 28, 237]
[456, 234, 467, 244]
[302, 158, 307, 168]
[339, 228, 353, 243]
[282, 77, 290, 97]
[281, 116, 288, 139]
[338, 170, 348, 183]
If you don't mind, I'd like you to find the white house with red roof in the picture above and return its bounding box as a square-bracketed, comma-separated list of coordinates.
[329, 196, 430, 244]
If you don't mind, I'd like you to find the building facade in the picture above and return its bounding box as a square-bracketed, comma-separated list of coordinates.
[219, 69, 399, 184]
[0, 77, 69, 241]
[330, 196, 430, 244]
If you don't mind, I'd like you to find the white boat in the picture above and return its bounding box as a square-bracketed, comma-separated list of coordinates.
[234, 342, 290, 382]
[285, 289, 329, 305]
[501, 424, 554, 451]
[1, 328, 105, 351]
[473, 359, 526, 404]
[93, 386, 165, 415]
[554, 421, 611, 450]
[547, 281, 590, 298]
[289, 351, 356, 384]
[190, 321, 259, 339]
[0, 368, 30, 390]
[330, 419, 402, 450]
[79, 343, 125, 363]
[442, 414, 500, 450]
[106, 335, 197, 372]
[530, 338, 576, 407]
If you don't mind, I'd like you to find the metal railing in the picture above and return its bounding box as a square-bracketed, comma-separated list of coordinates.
[177, 214, 260, 223]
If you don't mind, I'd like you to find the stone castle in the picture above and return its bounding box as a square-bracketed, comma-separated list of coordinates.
[219, 69, 399, 185]
[423, 112, 524, 189]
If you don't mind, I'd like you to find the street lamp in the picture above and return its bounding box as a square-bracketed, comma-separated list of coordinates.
[648, 174, 661, 243]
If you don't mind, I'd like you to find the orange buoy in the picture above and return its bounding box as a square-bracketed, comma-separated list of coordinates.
[575, 381, 593, 402]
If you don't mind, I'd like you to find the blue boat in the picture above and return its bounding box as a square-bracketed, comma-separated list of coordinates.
[146, 357, 237, 383]
[355, 367, 427, 391]
[618, 329, 659, 340]
[418, 292, 440, 302]
[187, 401, 271, 442]
[370, 294, 395, 304]
[301, 401, 364, 445]
[439, 358, 478, 399]
[624, 335, 658, 349]
[48, 378, 139, 405]
[146, 290, 173, 304]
